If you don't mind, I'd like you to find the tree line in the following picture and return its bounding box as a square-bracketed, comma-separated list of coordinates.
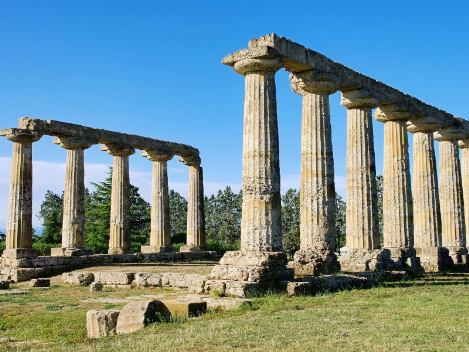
[0, 169, 384, 257]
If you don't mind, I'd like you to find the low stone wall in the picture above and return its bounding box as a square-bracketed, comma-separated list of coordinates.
[1, 251, 217, 282]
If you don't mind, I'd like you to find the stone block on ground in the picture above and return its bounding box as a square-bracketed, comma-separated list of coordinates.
[338, 249, 390, 272]
[184, 294, 251, 310]
[224, 281, 263, 298]
[0, 281, 10, 289]
[116, 300, 170, 334]
[286, 275, 370, 297]
[133, 273, 162, 287]
[86, 310, 120, 339]
[290, 249, 339, 276]
[161, 273, 206, 288]
[30, 278, 50, 287]
[61, 272, 94, 285]
[209, 264, 293, 282]
[90, 282, 103, 292]
[93, 272, 135, 285]
[202, 280, 227, 296]
[161, 299, 207, 317]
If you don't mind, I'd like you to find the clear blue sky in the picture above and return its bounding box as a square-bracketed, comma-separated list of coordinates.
[1, 0, 468, 228]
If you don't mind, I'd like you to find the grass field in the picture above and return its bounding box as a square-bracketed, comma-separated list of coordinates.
[1, 272, 469, 351]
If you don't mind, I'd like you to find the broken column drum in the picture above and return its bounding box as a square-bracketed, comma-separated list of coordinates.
[102, 143, 135, 254]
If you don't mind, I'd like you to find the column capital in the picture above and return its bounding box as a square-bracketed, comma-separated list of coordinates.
[233, 57, 283, 76]
[407, 115, 444, 133]
[141, 150, 174, 162]
[101, 143, 135, 156]
[374, 105, 412, 123]
[434, 118, 467, 141]
[53, 136, 97, 150]
[459, 139, 469, 149]
[4, 129, 42, 143]
[340, 89, 379, 109]
[178, 155, 201, 167]
[289, 71, 338, 95]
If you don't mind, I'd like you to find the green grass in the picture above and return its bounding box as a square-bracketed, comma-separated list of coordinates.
[1, 274, 469, 351]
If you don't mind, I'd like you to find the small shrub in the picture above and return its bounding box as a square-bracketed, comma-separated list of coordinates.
[32, 242, 60, 256]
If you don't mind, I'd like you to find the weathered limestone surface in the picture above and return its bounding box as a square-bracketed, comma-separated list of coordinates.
[90, 282, 103, 292]
[179, 155, 206, 252]
[141, 151, 173, 253]
[459, 142, 469, 244]
[87, 310, 120, 339]
[341, 90, 379, 251]
[233, 55, 283, 252]
[160, 299, 207, 317]
[30, 278, 50, 287]
[55, 137, 96, 250]
[133, 272, 163, 287]
[289, 72, 339, 275]
[102, 143, 135, 254]
[435, 129, 467, 262]
[408, 123, 441, 248]
[375, 107, 413, 250]
[61, 272, 94, 285]
[4, 130, 42, 251]
[93, 272, 135, 285]
[116, 300, 170, 334]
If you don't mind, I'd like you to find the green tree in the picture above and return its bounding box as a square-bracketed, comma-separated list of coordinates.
[169, 189, 188, 240]
[335, 193, 346, 252]
[376, 175, 384, 247]
[204, 186, 242, 245]
[281, 188, 300, 258]
[84, 168, 151, 253]
[36, 190, 63, 245]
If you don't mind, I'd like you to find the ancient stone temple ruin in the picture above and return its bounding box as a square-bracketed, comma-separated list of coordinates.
[2, 34, 469, 292]
[207, 33, 469, 294]
[0, 118, 214, 282]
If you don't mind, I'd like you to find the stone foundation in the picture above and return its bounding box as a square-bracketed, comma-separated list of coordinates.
[0, 251, 217, 282]
[288, 249, 339, 276]
[50, 247, 93, 257]
[140, 246, 173, 254]
[445, 246, 468, 265]
[338, 249, 391, 272]
[415, 247, 452, 272]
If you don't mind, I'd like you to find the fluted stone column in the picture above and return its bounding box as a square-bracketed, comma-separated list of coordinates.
[234, 56, 284, 252]
[340, 90, 379, 250]
[374, 107, 415, 266]
[179, 155, 205, 252]
[289, 71, 338, 275]
[102, 143, 135, 254]
[435, 130, 467, 264]
[141, 150, 173, 253]
[210, 49, 292, 287]
[3, 130, 42, 258]
[460, 141, 469, 252]
[52, 137, 96, 256]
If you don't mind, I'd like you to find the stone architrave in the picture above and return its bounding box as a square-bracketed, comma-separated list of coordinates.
[53, 137, 97, 255]
[101, 143, 135, 254]
[141, 150, 174, 253]
[4, 130, 42, 258]
[340, 90, 380, 250]
[374, 106, 415, 266]
[289, 71, 339, 275]
[435, 126, 468, 264]
[179, 155, 206, 252]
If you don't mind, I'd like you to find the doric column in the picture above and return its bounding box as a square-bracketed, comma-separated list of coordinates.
[4, 130, 42, 257]
[435, 123, 467, 264]
[233, 56, 284, 252]
[374, 106, 413, 251]
[101, 143, 135, 254]
[289, 71, 338, 274]
[179, 155, 205, 252]
[460, 140, 469, 249]
[340, 90, 379, 251]
[141, 150, 174, 253]
[407, 118, 441, 249]
[53, 137, 96, 254]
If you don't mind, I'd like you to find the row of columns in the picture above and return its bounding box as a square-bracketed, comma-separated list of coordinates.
[2, 132, 206, 258]
[230, 53, 469, 269]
